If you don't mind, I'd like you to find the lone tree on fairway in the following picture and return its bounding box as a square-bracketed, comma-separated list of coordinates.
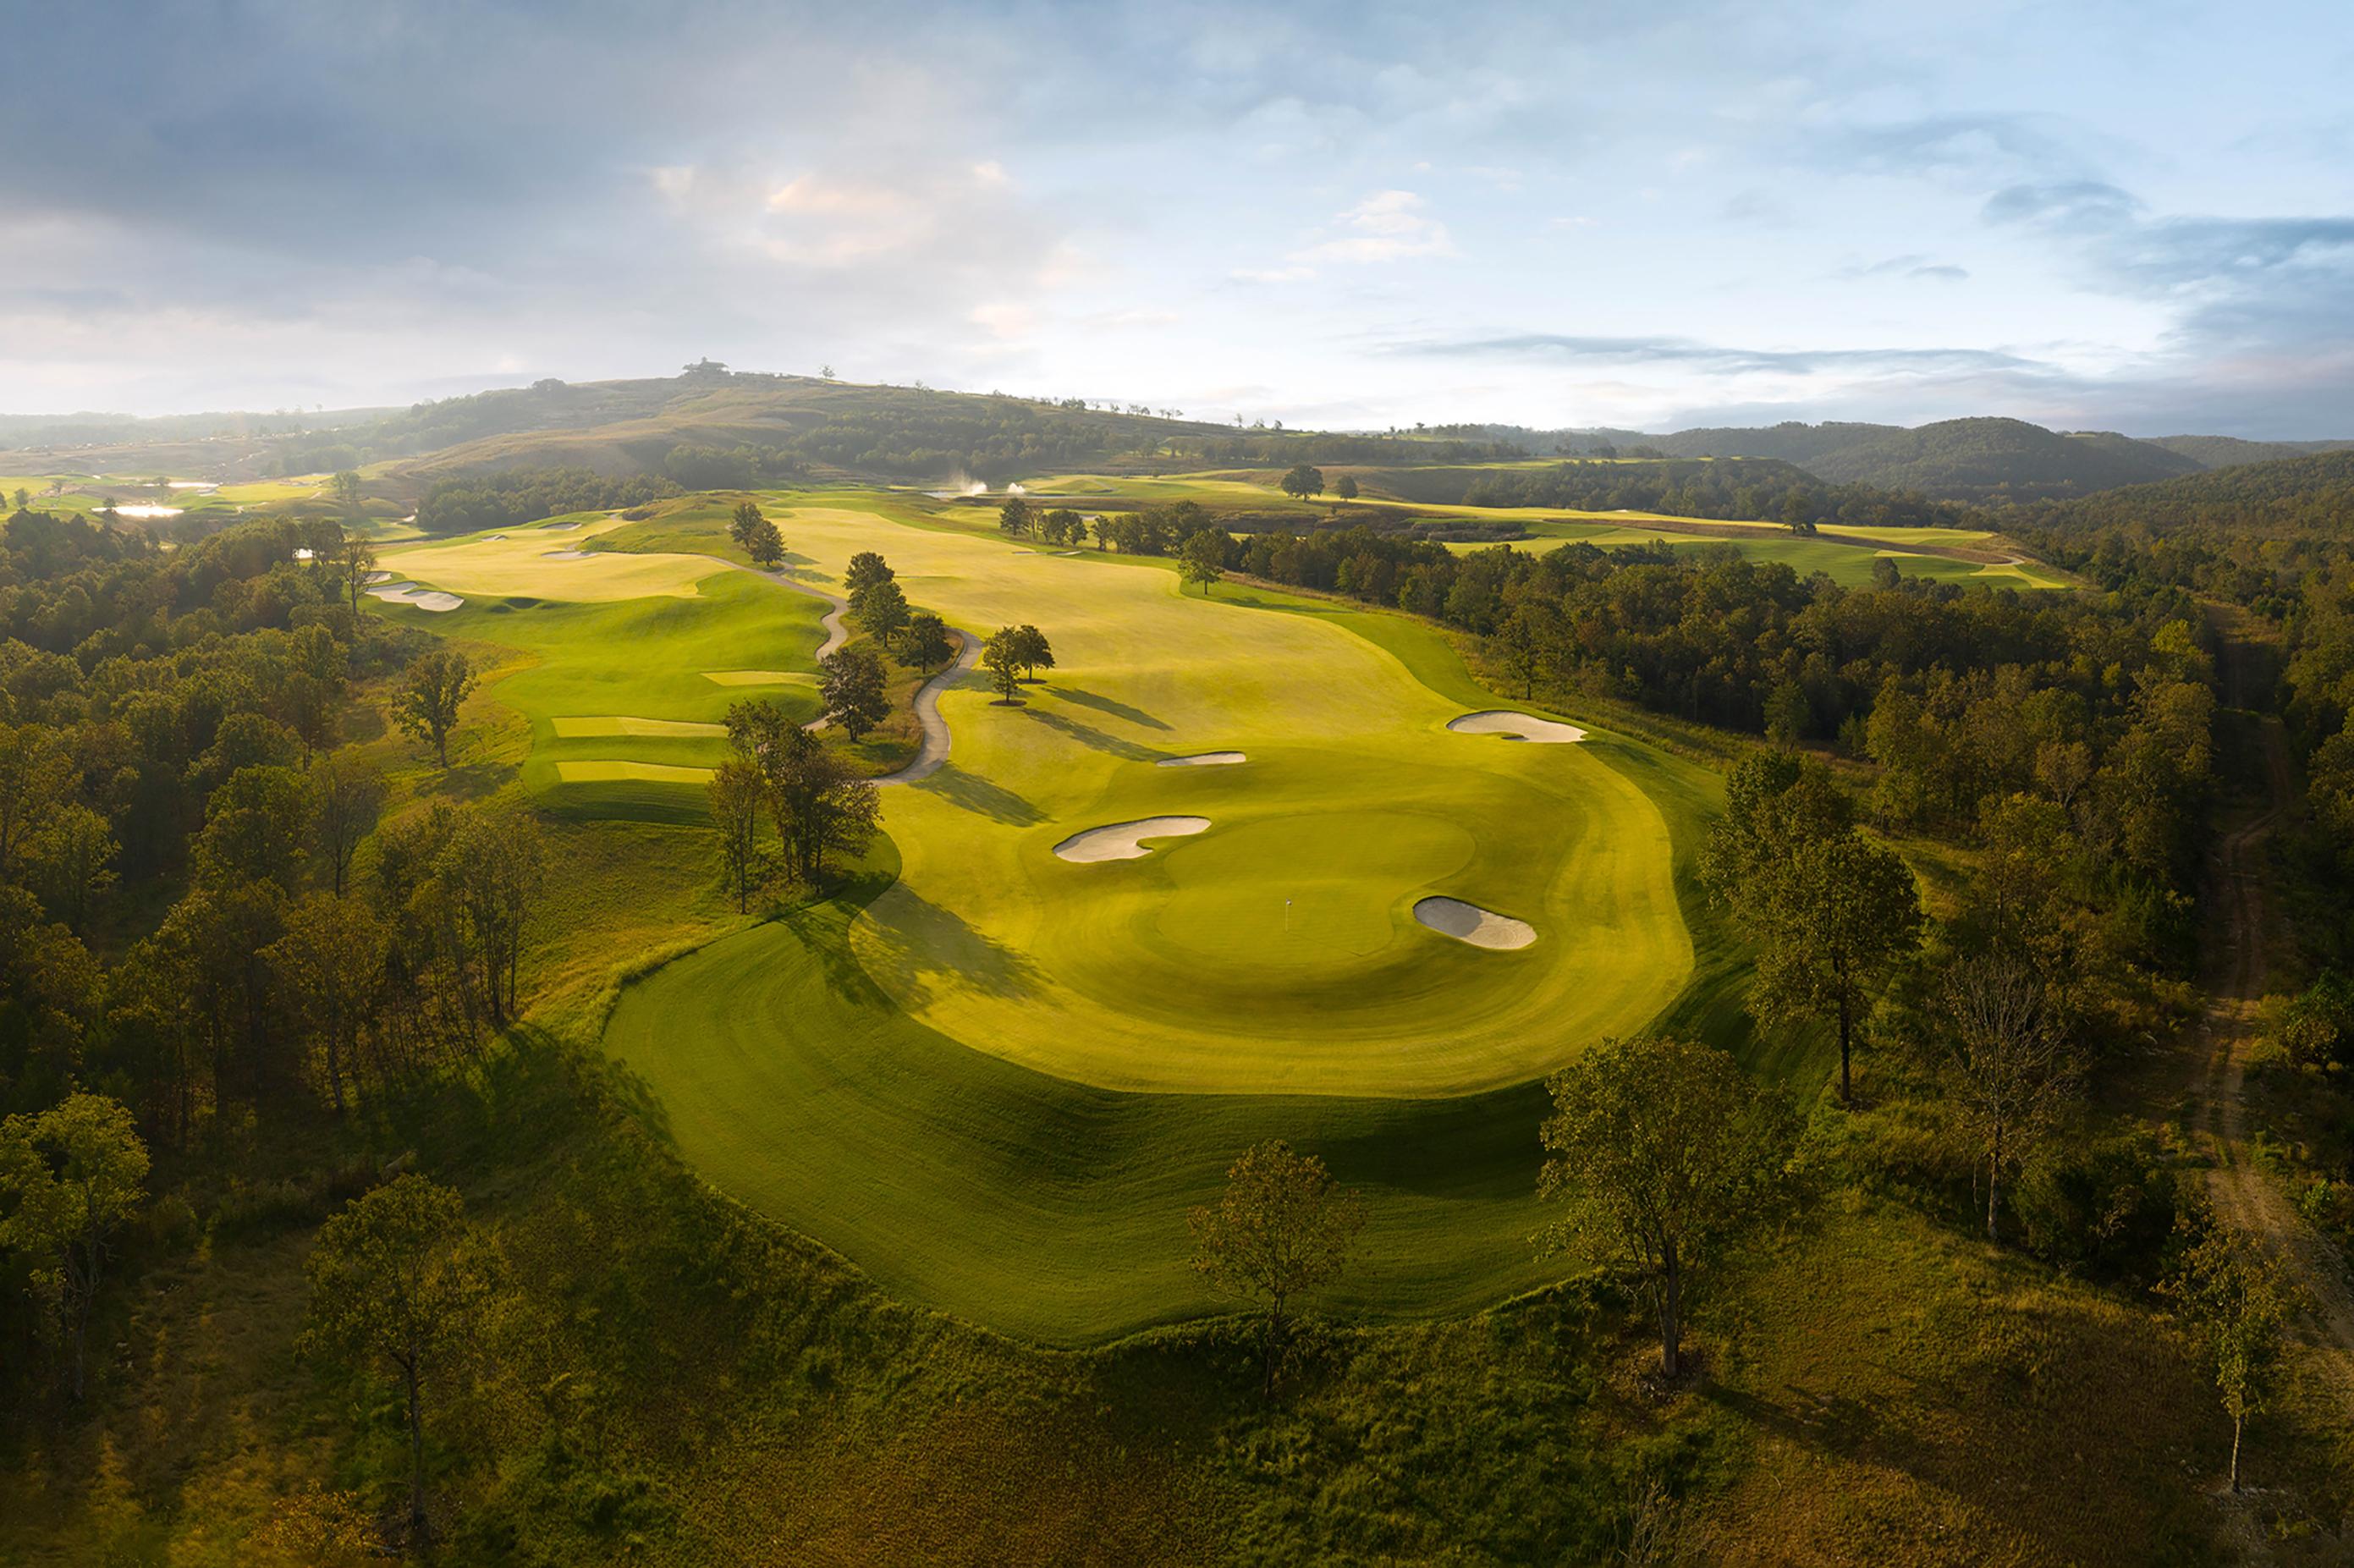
[1009, 624, 1054, 681]
[1935, 953, 2076, 1244]
[2164, 1222, 2293, 1494]
[303, 1175, 493, 1549]
[982, 627, 1026, 704]
[1279, 463, 1324, 502]
[819, 645, 891, 741]
[998, 494, 1032, 536]
[1334, 473, 1359, 503]
[0, 1093, 148, 1401]
[1190, 1140, 1364, 1395]
[852, 579, 910, 648]
[899, 612, 954, 668]
[1700, 752, 1919, 1103]
[728, 501, 784, 566]
[1538, 1037, 1795, 1380]
[392, 648, 476, 768]
[843, 551, 894, 599]
[1180, 529, 1227, 595]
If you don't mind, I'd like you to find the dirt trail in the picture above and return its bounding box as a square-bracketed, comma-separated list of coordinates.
[2197, 629, 2354, 1392]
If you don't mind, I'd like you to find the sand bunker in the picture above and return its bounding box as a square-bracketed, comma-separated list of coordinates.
[362, 570, 394, 584]
[110, 504, 183, 520]
[1053, 816, 1211, 863]
[542, 548, 592, 561]
[1157, 751, 1247, 767]
[1448, 711, 1587, 745]
[366, 582, 465, 613]
[1413, 896, 1537, 950]
[542, 521, 580, 531]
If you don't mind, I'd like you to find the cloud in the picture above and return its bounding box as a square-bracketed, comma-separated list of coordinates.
[1839, 253, 1970, 282]
[1395, 333, 2040, 377]
[1983, 179, 2142, 233]
[1290, 190, 1459, 265]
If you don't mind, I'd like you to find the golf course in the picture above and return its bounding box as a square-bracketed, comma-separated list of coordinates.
[363, 492, 1738, 1339]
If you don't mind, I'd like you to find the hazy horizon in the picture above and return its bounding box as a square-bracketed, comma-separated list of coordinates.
[8, 0, 2352, 437]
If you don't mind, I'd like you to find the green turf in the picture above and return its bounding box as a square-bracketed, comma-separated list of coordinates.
[587, 500, 1774, 1340]
[366, 545, 828, 823]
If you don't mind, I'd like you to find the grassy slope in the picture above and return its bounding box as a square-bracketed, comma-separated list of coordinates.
[598, 501, 1761, 1341]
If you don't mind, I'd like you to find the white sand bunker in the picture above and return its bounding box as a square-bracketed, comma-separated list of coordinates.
[367, 582, 465, 613]
[542, 520, 580, 531]
[1158, 751, 1247, 767]
[1449, 710, 1587, 745]
[1413, 896, 1537, 950]
[362, 570, 394, 583]
[542, 547, 592, 561]
[1053, 816, 1210, 863]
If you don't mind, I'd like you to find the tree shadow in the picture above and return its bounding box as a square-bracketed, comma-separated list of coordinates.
[850, 885, 1041, 1006]
[1048, 686, 1172, 731]
[1016, 706, 1162, 762]
[914, 762, 1045, 824]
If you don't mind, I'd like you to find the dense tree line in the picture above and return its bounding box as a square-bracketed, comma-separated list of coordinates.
[1453, 456, 1969, 529]
[413, 466, 680, 534]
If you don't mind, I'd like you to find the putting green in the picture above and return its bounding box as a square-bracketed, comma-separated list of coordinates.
[761, 506, 1687, 1096]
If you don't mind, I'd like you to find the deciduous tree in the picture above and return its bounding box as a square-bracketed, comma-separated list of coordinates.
[302, 1175, 494, 1545]
[1180, 530, 1227, 595]
[852, 579, 910, 647]
[843, 551, 894, 600]
[0, 1093, 148, 1400]
[819, 645, 891, 741]
[706, 758, 768, 912]
[1189, 1140, 1364, 1394]
[899, 613, 954, 668]
[311, 751, 386, 899]
[1009, 624, 1054, 680]
[1537, 1036, 1795, 1378]
[982, 628, 1024, 704]
[1279, 464, 1324, 501]
[2163, 1224, 2292, 1494]
[1935, 954, 2076, 1242]
[392, 649, 476, 768]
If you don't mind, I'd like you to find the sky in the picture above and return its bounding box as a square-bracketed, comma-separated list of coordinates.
[5, 0, 2353, 436]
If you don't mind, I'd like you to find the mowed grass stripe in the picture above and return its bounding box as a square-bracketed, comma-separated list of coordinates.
[602, 856, 1559, 1344]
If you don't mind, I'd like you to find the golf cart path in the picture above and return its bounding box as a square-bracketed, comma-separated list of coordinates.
[2197, 624, 2354, 1398]
[733, 559, 973, 782]
[767, 569, 850, 658]
[877, 633, 980, 785]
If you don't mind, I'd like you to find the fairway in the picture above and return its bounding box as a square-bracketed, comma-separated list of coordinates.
[763, 505, 1688, 1095]
[376, 495, 1708, 1331]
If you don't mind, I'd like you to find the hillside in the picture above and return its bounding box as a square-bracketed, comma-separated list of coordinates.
[2007, 447, 2354, 538]
[377, 371, 1235, 485]
[1649, 417, 2203, 503]
[2148, 433, 2354, 468]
